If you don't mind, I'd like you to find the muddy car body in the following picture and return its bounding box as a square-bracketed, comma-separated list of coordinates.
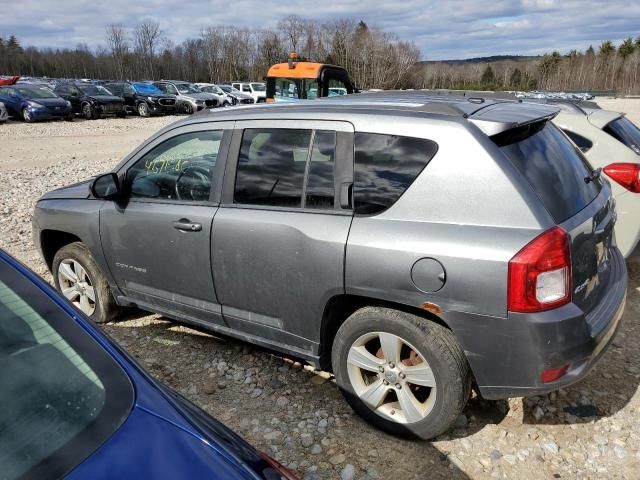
[33, 96, 626, 439]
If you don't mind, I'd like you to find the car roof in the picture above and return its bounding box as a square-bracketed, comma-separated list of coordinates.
[179, 91, 558, 136]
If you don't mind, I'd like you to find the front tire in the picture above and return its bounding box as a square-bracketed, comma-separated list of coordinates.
[22, 107, 33, 122]
[331, 307, 471, 439]
[53, 242, 119, 324]
[137, 102, 150, 117]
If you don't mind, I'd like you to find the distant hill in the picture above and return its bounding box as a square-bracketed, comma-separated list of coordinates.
[419, 55, 541, 65]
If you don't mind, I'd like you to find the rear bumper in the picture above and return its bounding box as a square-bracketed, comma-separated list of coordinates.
[446, 247, 627, 399]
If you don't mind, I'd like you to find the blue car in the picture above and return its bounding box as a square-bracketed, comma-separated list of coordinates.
[0, 85, 72, 122]
[0, 249, 298, 480]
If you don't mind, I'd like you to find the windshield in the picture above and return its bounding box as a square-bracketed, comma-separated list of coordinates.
[251, 83, 266, 92]
[78, 85, 112, 96]
[132, 83, 163, 95]
[0, 257, 133, 480]
[604, 116, 640, 155]
[175, 83, 200, 94]
[495, 121, 601, 223]
[16, 87, 57, 99]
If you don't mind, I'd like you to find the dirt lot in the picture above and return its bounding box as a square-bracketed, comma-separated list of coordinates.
[2, 100, 640, 479]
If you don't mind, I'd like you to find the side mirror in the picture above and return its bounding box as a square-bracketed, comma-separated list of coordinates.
[91, 173, 121, 199]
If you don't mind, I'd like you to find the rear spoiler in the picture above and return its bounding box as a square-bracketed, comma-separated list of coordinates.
[468, 102, 560, 136]
[587, 109, 623, 129]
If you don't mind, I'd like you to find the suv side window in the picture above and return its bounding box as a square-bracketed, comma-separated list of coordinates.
[354, 133, 438, 215]
[562, 129, 593, 153]
[234, 129, 312, 207]
[123, 84, 135, 95]
[242, 85, 251, 93]
[127, 130, 222, 202]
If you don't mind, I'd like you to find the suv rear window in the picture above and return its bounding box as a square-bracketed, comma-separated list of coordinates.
[354, 133, 438, 215]
[604, 116, 640, 155]
[495, 121, 601, 223]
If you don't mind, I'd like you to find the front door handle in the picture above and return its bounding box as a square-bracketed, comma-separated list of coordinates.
[173, 219, 202, 232]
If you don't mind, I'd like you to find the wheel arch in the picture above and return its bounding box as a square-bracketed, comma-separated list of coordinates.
[318, 294, 453, 372]
[40, 229, 83, 270]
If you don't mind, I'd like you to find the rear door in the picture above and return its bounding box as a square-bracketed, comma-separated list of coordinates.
[100, 122, 232, 326]
[212, 120, 354, 353]
[495, 121, 615, 315]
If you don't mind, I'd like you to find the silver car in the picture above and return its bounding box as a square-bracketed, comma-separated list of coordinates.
[194, 83, 232, 107]
[33, 96, 626, 439]
[153, 81, 217, 113]
[0, 101, 7, 123]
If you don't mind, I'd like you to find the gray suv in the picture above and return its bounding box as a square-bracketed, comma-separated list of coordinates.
[33, 97, 627, 439]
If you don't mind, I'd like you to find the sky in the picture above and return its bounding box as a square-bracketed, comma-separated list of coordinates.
[2, 0, 640, 60]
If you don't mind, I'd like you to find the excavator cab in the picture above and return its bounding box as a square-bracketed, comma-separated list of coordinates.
[266, 53, 354, 102]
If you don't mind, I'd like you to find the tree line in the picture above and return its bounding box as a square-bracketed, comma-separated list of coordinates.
[413, 38, 640, 94]
[2, 22, 640, 93]
[0, 17, 418, 90]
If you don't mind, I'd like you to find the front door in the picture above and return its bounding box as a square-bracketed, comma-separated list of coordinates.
[100, 123, 231, 326]
[212, 120, 354, 355]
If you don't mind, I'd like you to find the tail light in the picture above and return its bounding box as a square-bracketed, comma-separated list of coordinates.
[257, 451, 300, 479]
[603, 162, 640, 192]
[508, 227, 571, 313]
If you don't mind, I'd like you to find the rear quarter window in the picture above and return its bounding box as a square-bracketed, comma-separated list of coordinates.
[494, 121, 601, 223]
[354, 133, 438, 215]
[604, 117, 640, 155]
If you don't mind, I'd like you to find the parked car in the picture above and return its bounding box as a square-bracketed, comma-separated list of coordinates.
[33, 96, 626, 439]
[0, 249, 299, 480]
[0, 85, 72, 122]
[218, 84, 255, 105]
[153, 81, 217, 113]
[54, 82, 125, 120]
[194, 83, 233, 107]
[520, 99, 640, 258]
[230, 82, 266, 103]
[0, 102, 7, 123]
[103, 82, 177, 117]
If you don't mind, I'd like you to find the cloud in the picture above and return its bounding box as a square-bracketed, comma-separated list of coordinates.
[1, 0, 639, 60]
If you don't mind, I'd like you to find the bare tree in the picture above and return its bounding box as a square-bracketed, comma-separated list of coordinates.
[133, 20, 162, 78]
[105, 24, 128, 79]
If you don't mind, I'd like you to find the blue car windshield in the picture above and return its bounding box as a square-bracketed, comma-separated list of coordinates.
[133, 83, 163, 95]
[17, 86, 57, 99]
[0, 256, 133, 480]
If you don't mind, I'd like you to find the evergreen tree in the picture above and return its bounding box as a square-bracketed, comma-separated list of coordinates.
[480, 64, 495, 85]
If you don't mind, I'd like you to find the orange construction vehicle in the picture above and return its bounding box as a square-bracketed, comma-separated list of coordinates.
[266, 53, 355, 102]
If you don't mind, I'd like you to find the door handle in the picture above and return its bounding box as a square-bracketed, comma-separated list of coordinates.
[173, 219, 202, 232]
[340, 182, 353, 209]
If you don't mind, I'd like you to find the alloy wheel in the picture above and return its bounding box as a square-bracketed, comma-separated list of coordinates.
[346, 331, 437, 424]
[57, 259, 96, 315]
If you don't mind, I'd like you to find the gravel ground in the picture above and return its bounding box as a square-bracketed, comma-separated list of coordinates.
[2, 101, 640, 479]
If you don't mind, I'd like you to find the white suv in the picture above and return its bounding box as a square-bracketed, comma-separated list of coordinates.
[230, 82, 266, 103]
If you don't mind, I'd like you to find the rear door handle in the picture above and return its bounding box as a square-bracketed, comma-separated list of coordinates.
[173, 219, 202, 232]
[340, 182, 353, 209]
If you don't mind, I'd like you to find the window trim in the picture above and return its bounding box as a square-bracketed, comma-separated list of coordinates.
[220, 120, 354, 213]
[117, 122, 233, 206]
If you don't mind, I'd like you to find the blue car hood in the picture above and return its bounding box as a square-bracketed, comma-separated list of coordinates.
[29, 97, 68, 107]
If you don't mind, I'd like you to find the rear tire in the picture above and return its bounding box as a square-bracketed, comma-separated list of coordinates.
[331, 307, 471, 439]
[52, 242, 120, 324]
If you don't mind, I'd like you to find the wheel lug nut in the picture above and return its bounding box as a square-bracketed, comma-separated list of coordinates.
[378, 366, 384, 373]
[399, 373, 406, 379]
[388, 362, 395, 369]
[395, 383, 402, 389]
[383, 379, 389, 385]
